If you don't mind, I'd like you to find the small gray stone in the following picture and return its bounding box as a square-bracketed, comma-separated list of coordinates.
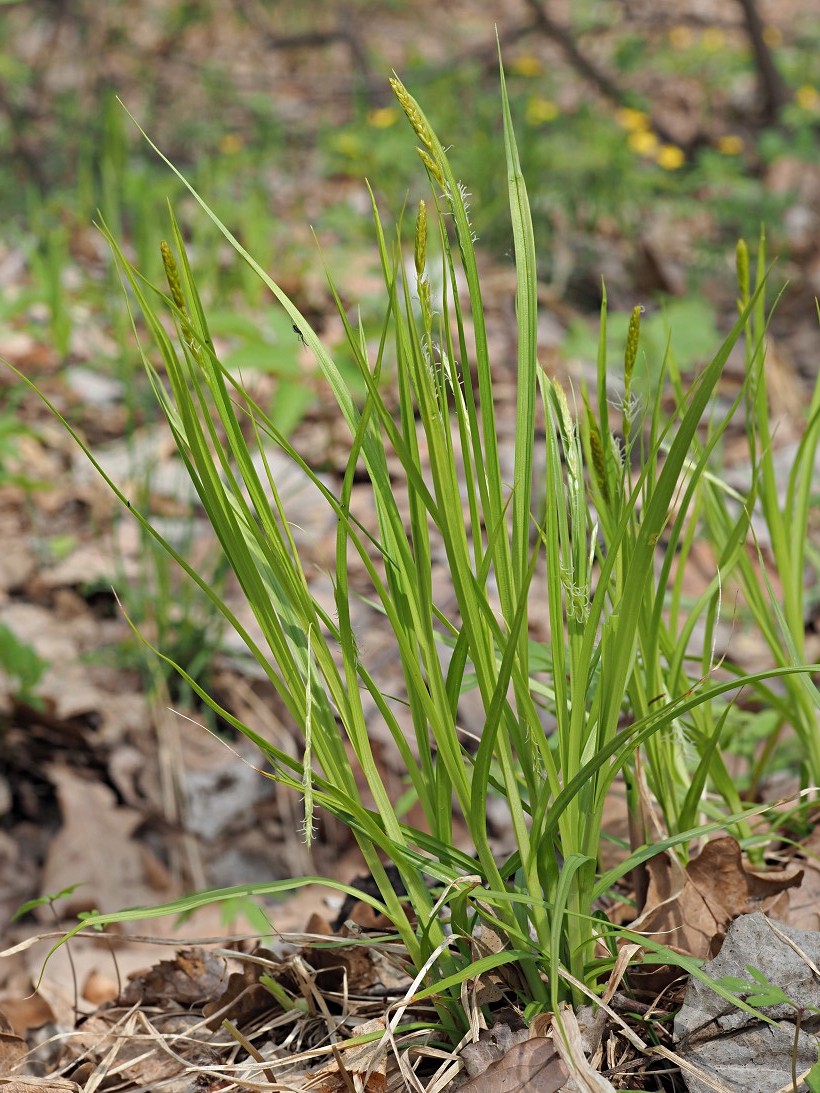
[675, 912, 820, 1092]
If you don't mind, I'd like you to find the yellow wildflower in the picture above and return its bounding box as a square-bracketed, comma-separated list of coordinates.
[628, 130, 659, 156]
[368, 107, 398, 129]
[615, 107, 650, 133]
[656, 144, 685, 170]
[526, 96, 559, 125]
[762, 25, 783, 48]
[702, 27, 725, 51]
[716, 134, 744, 155]
[333, 133, 363, 159]
[511, 55, 543, 77]
[218, 133, 244, 155]
[668, 25, 694, 50]
[796, 85, 820, 111]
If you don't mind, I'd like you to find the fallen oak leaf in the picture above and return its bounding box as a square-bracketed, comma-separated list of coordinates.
[0, 994, 55, 1039]
[302, 912, 381, 994]
[0, 1008, 26, 1074]
[628, 836, 802, 996]
[0, 1031, 27, 1074]
[633, 837, 802, 958]
[121, 947, 228, 1007]
[40, 765, 173, 920]
[458, 1036, 569, 1092]
[202, 947, 283, 1029]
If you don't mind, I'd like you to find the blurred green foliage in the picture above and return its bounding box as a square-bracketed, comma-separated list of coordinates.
[0, 622, 48, 708]
[2, 0, 819, 368]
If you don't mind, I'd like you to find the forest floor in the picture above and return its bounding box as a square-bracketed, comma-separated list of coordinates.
[2, 1, 820, 1089]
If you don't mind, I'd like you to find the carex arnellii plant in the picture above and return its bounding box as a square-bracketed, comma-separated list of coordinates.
[18, 54, 820, 1043]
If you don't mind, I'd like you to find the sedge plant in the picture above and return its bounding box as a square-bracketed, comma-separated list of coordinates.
[15, 58, 820, 1039]
[695, 234, 820, 789]
[579, 297, 758, 851]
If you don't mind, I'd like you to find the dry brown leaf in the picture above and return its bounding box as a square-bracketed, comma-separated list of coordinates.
[313, 1017, 387, 1093]
[628, 837, 802, 995]
[306, 911, 336, 936]
[39, 764, 174, 919]
[14, 930, 190, 1032]
[459, 1036, 569, 1092]
[202, 947, 282, 1028]
[81, 970, 118, 1007]
[0, 994, 54, 1039]
[302, 916, 381, 995]
[0, 1001, 26, 1071]
[0, 1028, 27, 1072]
[62, 1008, 213, 1087]
[121, 947, 228, 1007]
[306, 942, 381, 994]
[0, 1081, 80, 1092]
[597, 779, 631, 876]
[634, 837, 802, 957]
[460, 1019, 530, 1080]
[203, 971, 273, 1029]
[782, 866, 820, 932]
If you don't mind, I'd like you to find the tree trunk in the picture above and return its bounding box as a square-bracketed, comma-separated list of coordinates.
[735, 0, 792, 125]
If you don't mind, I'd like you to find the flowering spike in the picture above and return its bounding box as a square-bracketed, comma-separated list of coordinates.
[624, 305, 642, 390]
[587, 412, 609, 504]
[414, 199, 427, 278]
[390, 76, 435, 154]
[416, 147, 445, 188]
[161, 241, 186, 313]
[161, 240, 199, 361]
[736, 239, 750, 308]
